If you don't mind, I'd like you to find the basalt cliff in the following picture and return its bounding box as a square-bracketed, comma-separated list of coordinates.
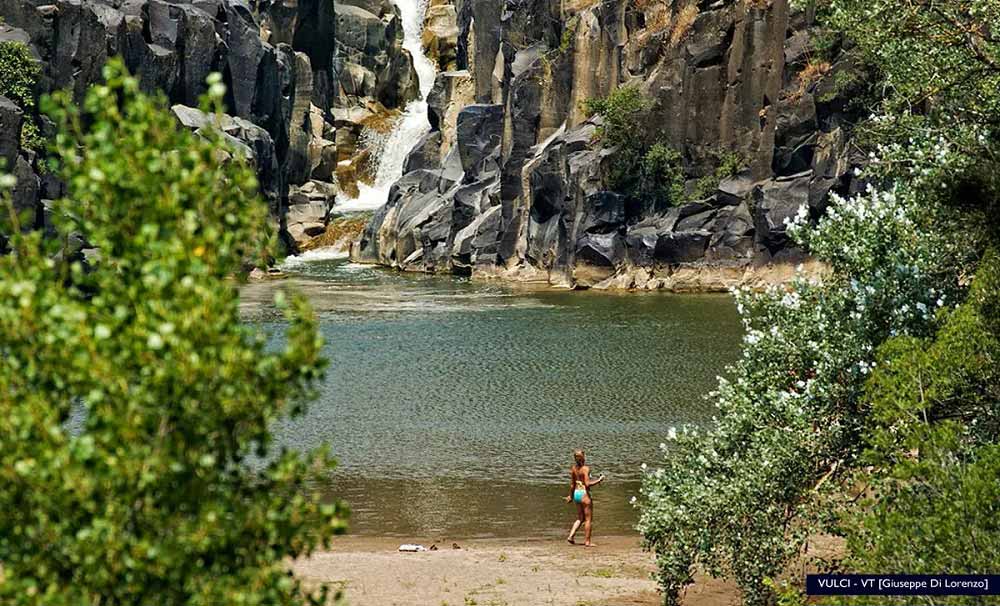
[350, 0, 864, 290]
[1, 0, 864, 286]
[0, 0, 419, 252]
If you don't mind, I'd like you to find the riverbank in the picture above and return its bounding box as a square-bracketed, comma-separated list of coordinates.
[295, 535, 740, 606]
[290, 213, 828, 294]
[471, 259, 829, 293]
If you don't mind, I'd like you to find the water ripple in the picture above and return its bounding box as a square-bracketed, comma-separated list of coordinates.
[246, 257, 743, 536]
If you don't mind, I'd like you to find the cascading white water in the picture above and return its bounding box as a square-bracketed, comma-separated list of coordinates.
[335, 0, 437, 213]
[396, 0, 436, 97]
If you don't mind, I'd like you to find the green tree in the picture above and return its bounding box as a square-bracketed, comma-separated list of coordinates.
[585, 87, 688, 208]
[829, 0, 1000, 127]
[637, 182, 965, 605]
[584, 85, 649, 151]
[586, 87, 749, 208]
[691, 150, 749, 201]
[637, 142, 686, 208]
[824, 251, 1000, 605]
[638, 0, 1000, 602]
[765, 424, 1000, 606]
[828, 0, 1000, 177]
[0, 60, 346, 605]
[839, 441, 1000, 606]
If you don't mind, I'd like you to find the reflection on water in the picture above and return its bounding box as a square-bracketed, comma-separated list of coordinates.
[326, 477, 642, 538]
[242, 258, 743, 538]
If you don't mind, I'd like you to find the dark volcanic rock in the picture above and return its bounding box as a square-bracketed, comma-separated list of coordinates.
[350, 0, 864, 288]
[456, 104, 503, 175]
[655, 230, 712, 265]
[576, 231, 624, 268]
[332, 1, 418, 108]
[773, 92, 818, 176]
[0, 0, 424, 248]
[2, 0, 862, 285]
[753, 172, 812, 254]
[11, 156, 39, 228]
[404, 131, 443, 173]
[0, 96, 23, 171]
[171, 104, 281, 208]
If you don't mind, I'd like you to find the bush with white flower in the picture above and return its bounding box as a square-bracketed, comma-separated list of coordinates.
[637, 0, 999, 603]
[637, 174, 969, 605]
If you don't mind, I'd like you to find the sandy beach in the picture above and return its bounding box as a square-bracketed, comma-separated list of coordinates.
[296, 535, 740, 606]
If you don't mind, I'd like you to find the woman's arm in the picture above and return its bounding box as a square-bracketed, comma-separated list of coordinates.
[586, 469, 604, 488]
[564, 470, 575, 502]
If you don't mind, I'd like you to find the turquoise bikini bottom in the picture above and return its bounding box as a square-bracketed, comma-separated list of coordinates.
[573, 488, 586, 503]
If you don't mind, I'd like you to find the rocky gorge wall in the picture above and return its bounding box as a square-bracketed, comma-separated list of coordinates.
[0, 0, 417, 252]
[351, 0, 865, 290]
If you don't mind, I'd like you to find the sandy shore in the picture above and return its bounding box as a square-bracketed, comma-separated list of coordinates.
[295, 535, 739, 606]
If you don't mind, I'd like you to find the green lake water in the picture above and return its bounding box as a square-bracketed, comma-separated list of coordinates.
[240, 256, 743, 539]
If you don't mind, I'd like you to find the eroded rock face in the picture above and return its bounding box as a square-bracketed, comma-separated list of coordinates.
[171, 104, 282, 208]
[424, 0, 459, 71]
[286, 180, 338, 248]
[0, 96, 23, 171]
[0, 0, 415, 252]
[353, 0, 863, 290]
[2, 0, 861, 274]
[333, 0, 418, 109]
[328, 0, 423, 202]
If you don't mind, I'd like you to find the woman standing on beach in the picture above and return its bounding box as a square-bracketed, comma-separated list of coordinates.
[565, 449, 604, 547]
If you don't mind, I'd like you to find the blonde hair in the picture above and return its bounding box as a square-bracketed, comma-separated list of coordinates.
[573, 449, 585, 465]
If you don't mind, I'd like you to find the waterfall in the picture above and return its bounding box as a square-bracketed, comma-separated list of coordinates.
[335, 0, 437, 213]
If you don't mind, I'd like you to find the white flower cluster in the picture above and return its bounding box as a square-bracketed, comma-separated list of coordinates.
[638, 156, 968, 604]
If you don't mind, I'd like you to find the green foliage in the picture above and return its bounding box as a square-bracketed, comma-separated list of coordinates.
[829, 0, 1000, 162]
[838, 440, 1000, 606]
[18, 118, 44, 152]
[716, 151, 747, 181]
[825, 0, 1000, 273]
[691, 150, 748, 200]
[764, 578, 808, 606]
[0, 60, 346, 605]
[634, 143, 686, 207]
[832, 0, 1000, 121]
[0, 40, 43, 151]
[586, 87, 693, 208]
[637, 182, 966, 605]
[584, 86, 649, 151]
[634, 38, 992, 591]
[808, 27, 839, 63]
[821, 251, 1000, 604]
[815, 67, 863, 104]
[559, 15, 578, 55]
[638, 1, 1000, 602]
[586, 88, 752, 207]
[0, 41, 38, 109]
[865, 264, 1000, 452]
[541, 17, 579, 71]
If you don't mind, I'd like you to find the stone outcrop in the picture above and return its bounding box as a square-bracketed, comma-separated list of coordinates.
[0, 0, 417, 251]
[352, 0, 864, 290]
[171, 104, 282, 206]
[423, 0, 459, 71]
[333, 0, 418, 109]
[3, 0, 864, 275]
[0, 96, 23, 171]
[330, 0, 421, 201]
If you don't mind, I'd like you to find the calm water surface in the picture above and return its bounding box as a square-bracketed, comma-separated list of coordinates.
[241, 256, 743, 539]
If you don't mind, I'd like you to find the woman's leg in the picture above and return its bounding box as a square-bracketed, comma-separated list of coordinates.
[568, 504, 583, 543]
[583, 497, 595, 547]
